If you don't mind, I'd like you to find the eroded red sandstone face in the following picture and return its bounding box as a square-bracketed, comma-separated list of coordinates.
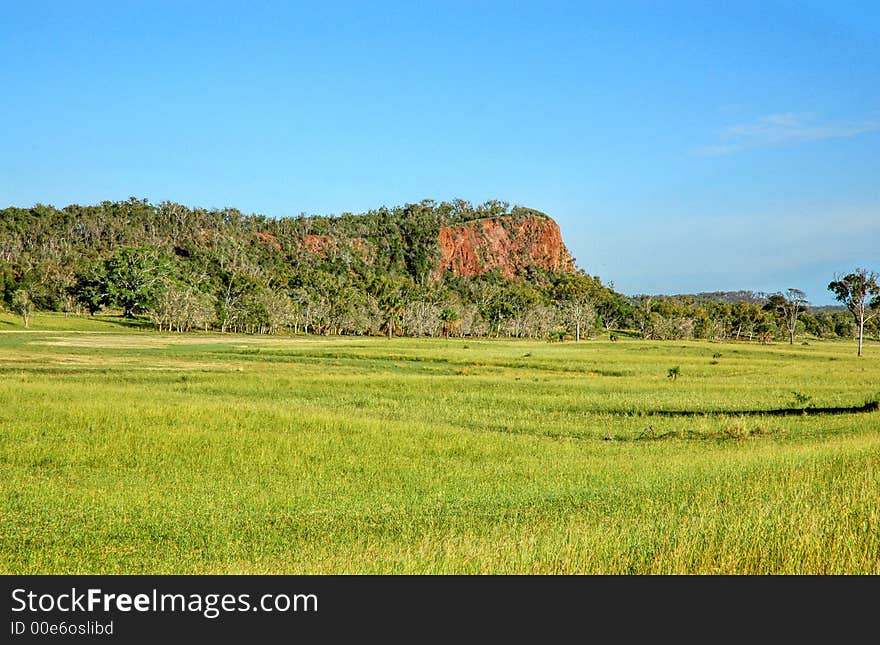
[295, 215, 574, 277]
[301, 234, 338, 257]
[300, 235, 371, 261]
[255, 232, 282, 252]
[434, 216, 574, 279]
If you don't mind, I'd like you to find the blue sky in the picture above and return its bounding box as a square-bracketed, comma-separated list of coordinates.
[1, 1, 878, 304]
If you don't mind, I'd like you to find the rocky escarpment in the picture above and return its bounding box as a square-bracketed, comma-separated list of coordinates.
[435, 215, 574, 279]
[292, 213, 576, 280]
[0, 200, 583, 321]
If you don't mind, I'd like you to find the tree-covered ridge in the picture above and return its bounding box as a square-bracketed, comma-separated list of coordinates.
[0, 197, 558, 296]
[0, 198, 605, 336]
[0, 197, 875, 345]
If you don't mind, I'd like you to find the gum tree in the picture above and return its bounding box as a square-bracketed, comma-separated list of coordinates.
[828, 268, 880, 357]
[12, 289, 33, 328]
[765, 288, 808, 345]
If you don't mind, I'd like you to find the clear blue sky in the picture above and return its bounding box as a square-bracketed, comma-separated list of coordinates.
[2, 1, 878, 304]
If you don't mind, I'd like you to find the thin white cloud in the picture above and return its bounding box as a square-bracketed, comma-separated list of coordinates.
[587, 204, 880, 303]
[693, 112, 880, 156]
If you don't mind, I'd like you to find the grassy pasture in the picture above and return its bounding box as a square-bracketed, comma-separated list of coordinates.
[1, 313, 878, 573]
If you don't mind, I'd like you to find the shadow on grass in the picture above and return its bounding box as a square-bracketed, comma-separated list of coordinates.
[634, 426, 784, 441]
[639, 400, 879, 418]
[93, 315, 152, 329]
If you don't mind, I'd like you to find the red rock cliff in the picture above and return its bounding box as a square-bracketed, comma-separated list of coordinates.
[435, 215, 574, 279]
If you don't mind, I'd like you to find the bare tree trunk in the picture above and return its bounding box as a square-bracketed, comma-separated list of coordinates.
[576, 321, 580, 342]
[858, 318, 864, 357]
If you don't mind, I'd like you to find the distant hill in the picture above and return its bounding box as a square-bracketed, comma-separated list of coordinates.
[631, 290, 768, 304]
[632, 290, 847, 311]
[809, 304, 848, 313]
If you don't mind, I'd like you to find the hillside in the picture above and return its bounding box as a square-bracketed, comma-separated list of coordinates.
[0, 198, 604, 337]
[4, 199, 860, 343]
[272, 209, 574, 279]
[0, 198, 574, 283]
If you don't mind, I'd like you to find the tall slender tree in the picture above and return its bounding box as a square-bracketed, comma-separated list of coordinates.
[828, 268, 880, 357]
[765, 288, 808, 345]
[12, 289, 33, 328]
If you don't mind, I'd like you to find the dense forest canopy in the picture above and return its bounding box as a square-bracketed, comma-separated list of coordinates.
[0, 197, 873, 342]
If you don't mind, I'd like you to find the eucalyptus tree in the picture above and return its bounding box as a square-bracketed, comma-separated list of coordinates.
[12, 289, 33, 328]
[828, 269, 880, 357]
[765, 288, 808, 345]
[553, 273, 599, 341]
[72, 247, 170, 318]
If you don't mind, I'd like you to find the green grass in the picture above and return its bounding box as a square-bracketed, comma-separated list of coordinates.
[1, 317, 878, 573]
[0, 311, 150, 332]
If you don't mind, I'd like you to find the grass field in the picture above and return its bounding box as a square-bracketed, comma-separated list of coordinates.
[1, 312, 879, 573]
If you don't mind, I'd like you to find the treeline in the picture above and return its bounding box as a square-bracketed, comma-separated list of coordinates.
[0, 197, 615, 338]
[0, 196, 535, 311]
[0, 198, 875, 343]
[628, 293, 867, 342]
